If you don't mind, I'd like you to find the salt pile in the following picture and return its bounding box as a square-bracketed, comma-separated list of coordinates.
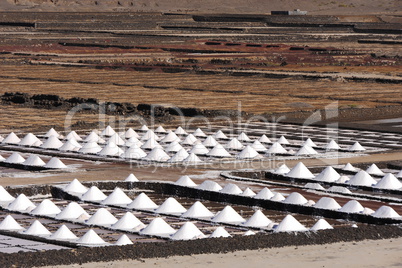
[141, 130, 159, 141]
[24, 220, 51, 236]
[168, 149, 189, 162]
[348, 171, 377, 186]
[86, 208, 118, 226]
[372, 206, 400, 218]
[286, 162, 315, 179]
[101, 125, 116, 137]
[66, 131, 82, 141]
[170, 222, 206, 240]
[348, 142, 365, 151]
[193, 128, 206, 137]
[0, 215, 24, 231]
[258, 134, 271, 144]
[374, 173, 402, 190]
[59, 139, 81, 152]
[127, 193, 158, 210]
[115, 234, 133, 246]
[175, 126, 188, 135]
[274, 164, 290, 174]
[144, 147, 170, 162]
[77, 229, 107, 245]
[111, 212, 144, 231]
[98, 142, 123, 156]
[211, 206, 245, 224]
[304, 183, 325, 190]
[139, 125, 149, 131]
[123, 144, 146, 159]
[181, 201, 214, 218]
[366, 164, 384, 176]
[241, 187, 256, 197]
[124, 136, 141, 147]
[328, 186, 352, 194]
[2, 132, 21, 144]
[310, 219, 333, 231]
[313, 197, 341, 210]
[155, 197, 187, 214]
[160, 131, 180, 144]
[214, 130, 228, 140]
[251, 140, 267, 152]
[339, 200, 364, 213]
[4, 152, 25, 164]
[139, 217, 176, 236]
[335, 176, 351, 184]
[243, 230, 256, 236]
[295, 145, 318, 156]
[209, 227, 231, 238]
[81, 186, 107, 202]
[270, 192, 286, 201]
[273, 215, 308, 232]
[237, 145, 260, 159]
[396, 170, 402, 178]
[362, 207, 375, 215]
[343, 163, 358, 172]
[277, 136, 290, 145]
[282, 192, 308, 205]
[22, 155, 46, 167]
[19, 133, 41, 146]
[140, 137, 161, 150]
[45, 157, 67, 169]
[124, 173, 139, 182]
[202, 136, 218, 147]
[226, 138, 243, 150]
[254, 187, 274, 199]
[64, 179, 88, 194]
[101, 188, 132, 206]
[197, 180, 223, 192]
[7, 194, 35, 212]
[175, 175, 197, 187]
[154, 126, 167, 133]
[0, 186, 15, 204]
[84, 131, 105, 144]
[50, 225, 78, 240]
[41, 135, 64, 149]
[266, 142, 287, 154]
[243, 210, 272, 227]
[207, 144, 231, 158]
[189, 143, 209, 155]
[220, 183, 243, 195]
[79, 141, 102, 154]
[165, 141, 184, 153]
[30, 199, 61, 216]
[56, 202, 89, 220]
[182, 134, 197, 145]
[237, 132, 251, 142]
[182, 153, 202, 164]
[302, 138, 317, 147]
[44, 128, 60, 138]
[124, 128, 139, 139]
[314, 166, 340, 182]
[325, 140, 341, 150]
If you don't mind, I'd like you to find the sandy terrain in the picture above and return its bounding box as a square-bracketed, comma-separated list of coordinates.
[41, 236, 402, 268]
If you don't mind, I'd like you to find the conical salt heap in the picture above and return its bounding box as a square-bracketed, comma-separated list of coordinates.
[175, 126, 188, 135]
[266, 142, 287, 155]
[182, 153, 202, 164]
[50, 225, 78, 240]
[325, 140, 341, 150]
[98, 141, 123, 156]
[56, 202, 89, 220]
[101, 187, 132, 206]
[270, 192, 286, 201]
[44, 157, 67, 169]
[243, 230, 256, 236]
[127, 193, 158, 210]
[254, 187, 274, 200]
[372, 206, 401, 218]
[181, 201, 214, 218]
[66, 131, 82, 141]
[226, 138, 244, 150]
[123, 144, 146, 159]
[0, 186, 15, 204]
[305, 183, 325, 190]
[310, 219, 333, 231]
[343, 163, 358, 172]
[107, 134, 125, 146]
[282, 192, 308, 205]
[170, 222, 206, 241]
[348, 171, 377, 187]
[243, 210, 272, 227]
[2, 132, 21, 144]
[175, 175, 197, 187]
[22, 155, 46, 167]
[277, 135, 290, 144]
[237, 132, 251, 142]
[315, 166, 340, 182]
[339, 200, 364, 213]
[211, 206, 245, 224]
[59, 139, 81, 152]
[207, 144, 231, 158]
[155, 197, 187, 214]
[181, 134, 197, 145]
[115, 234, 133, 246]
[124, 173, 139, 182]
[7, 194, 35, 212]
[79, 141, 102, 154]
[237, 145, 260, 159]
[124, 128, 139, 139]
[124, 136, 141, 147]
[209, 227, 231, 238]
[220, 183, 243, 195]
[19, 133, 41, 146]
[274, 164, 290, 174]
[273, 215, 308, 232]
[77, 229, 107, 245]
[396, 170, 402, 178]
[139, 125, 149, 131]
[189, 143, 209, 155]
[313, 197, 342, 210]
[214, 130, 228, 140]
[154, 125, 167, 133]
[374, 173, 402, 190]
[193, 128, 206, 137]
[64, 179, 88, 195]
[86, 208, 118, 226]
[168, 148, 189, 162]
[202, 136, 218, 147]
[101, 125, 116, 137]
[258, 134, 271, 144]
[81, 186, 107, 202]
[44, 128, 60, 138]
[30, 199, 61, 216]
[165, 141, 184, 153]
[144, 147, 170, 162]
[0, 215, 24, 231]
[295, 145, 318, 156]
[139, 217, 176, 236]
[362, 207, 375, 215]
[4, 152, 25, 164]
[241, 187, 256, 197]
[286, 162, 315, 179]
[366, 164, 384, 176]
[24, 220, 51, 236]
[41, 135, 64, 149]
[348, 142, 365, 151]
[197, 180, 222, 192]
[111, 212, 144, 231]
